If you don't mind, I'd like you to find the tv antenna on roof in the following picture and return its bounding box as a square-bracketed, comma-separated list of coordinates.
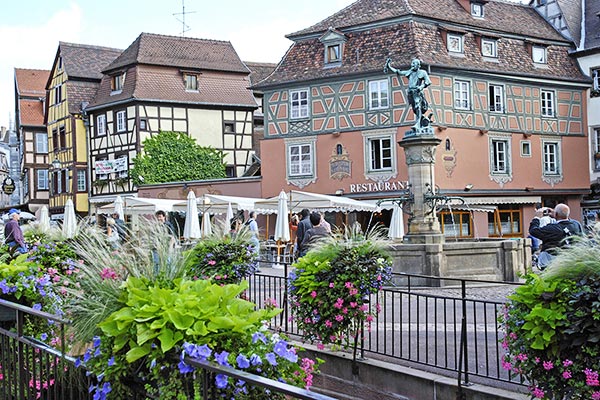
[173, 0, 196, 37]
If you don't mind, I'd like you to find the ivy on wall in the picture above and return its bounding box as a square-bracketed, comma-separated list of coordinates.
[131, 131, 226, 185]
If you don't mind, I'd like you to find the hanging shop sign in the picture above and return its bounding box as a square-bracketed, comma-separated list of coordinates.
[2, 177, 15, 195]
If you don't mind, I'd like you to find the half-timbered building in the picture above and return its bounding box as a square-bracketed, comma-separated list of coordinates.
[254, 0, 591, 239]
[86, 33, 257, 208]
[45, 42, 122, 219]
[14, 68, 50, 214]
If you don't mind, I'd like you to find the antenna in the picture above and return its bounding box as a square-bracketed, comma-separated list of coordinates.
[173, 0, 196, 37]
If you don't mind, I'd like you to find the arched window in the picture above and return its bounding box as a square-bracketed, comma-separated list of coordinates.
[445, 138, 451, 151]
[336, 144, 343, 155]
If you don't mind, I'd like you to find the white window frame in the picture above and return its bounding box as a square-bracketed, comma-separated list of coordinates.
[482, 38, 497, 57]
[532, 46, 547, 64]
[592, 68, 599, 91]
[111, 73, 125, 93]
[541, 90, 555, 117]
[594, 128, 600, 171]
[542, 140, 561, 175]
[489, 84, 504, 113]
[56, 170, 63, 194]
[368, 79, 389, 110]
[97, 114, 107, 136]
[367, 136, 394, 172]
[77, 169, 86, 192]
[36, 169, 48, 190]
[35, 132, 48, 154]
[290, 89, 309, 119]
[287, 143, 313, 177]
[116, 110, 126, 132]
[520, 140, 532, 157]
[490, 138, 511, 175]
[184, 74, 198, 91]
[454, 80, 471, 110]
[325, 43, 342, 64]
[447, 34, 463, 53]
[471, 2, 484, 17]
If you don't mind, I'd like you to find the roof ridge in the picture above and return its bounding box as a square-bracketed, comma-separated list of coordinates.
[138, 32, 233, 45]
[14, 68, 51, 73]
[59, 41, 122, 53]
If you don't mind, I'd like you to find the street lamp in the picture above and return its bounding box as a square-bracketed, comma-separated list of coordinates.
[52, 158, 61, 170]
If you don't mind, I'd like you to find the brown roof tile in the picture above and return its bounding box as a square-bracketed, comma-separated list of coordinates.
[67, 81, 101, 114]
[15, 69, 50, 97]
[244, 62, 278, 86]
[18, 99, 45, 127]
[58, 42, 122, 80]
[583, 0, 600, 49]
[104, 33, 250, 74]
[290, 0, 566, 42]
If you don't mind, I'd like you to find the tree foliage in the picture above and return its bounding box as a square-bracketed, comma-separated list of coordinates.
[131, 131, 226, 185]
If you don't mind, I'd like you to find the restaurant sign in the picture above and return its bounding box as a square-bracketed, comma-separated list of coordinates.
[349, 180, 409, 193]
[94, 157, 127, 174]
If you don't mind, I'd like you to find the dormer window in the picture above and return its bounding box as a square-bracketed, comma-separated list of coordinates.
[319, 28, 347, 67]
[532, 46, 547, 64]
[471, 2, 484, 17]
[482, 38, 497, 57]
[184, 73, 198, 91]
[111, 73, 125, 93]
[447, 34, 464, 53]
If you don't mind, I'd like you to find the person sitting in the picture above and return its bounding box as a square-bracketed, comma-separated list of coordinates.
[299, 212, 331, 257]
[4, 209, 28, 254]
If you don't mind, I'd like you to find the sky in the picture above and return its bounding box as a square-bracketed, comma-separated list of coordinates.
[0, 0, 356, 129]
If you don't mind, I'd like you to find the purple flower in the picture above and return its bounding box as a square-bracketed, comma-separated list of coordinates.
[32, 303, 42, 311]
[75, 358, 82, 368]
[93, 336, 101, 348]
[252, 332, 267, 344]
[236, 354, 250, 369]
[40, 333, 48, 341]
[83, 350, 92, 363]
[249, 354, 262, 366]
[215, 351, 231, 367]
[107, 357, 115, 367]
[273, 340, 289, 357]
[178, 360, 195, 374]
[215, 374, 228, 389]
[265, 352, 277, 366]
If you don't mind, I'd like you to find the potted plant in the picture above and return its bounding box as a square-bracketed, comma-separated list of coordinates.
[499, 233, 600, 399]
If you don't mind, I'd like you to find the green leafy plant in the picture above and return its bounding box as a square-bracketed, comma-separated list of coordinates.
[288, 224, 392, 359]
[500, 233, 600, 399]
[131, 131, 226, 185]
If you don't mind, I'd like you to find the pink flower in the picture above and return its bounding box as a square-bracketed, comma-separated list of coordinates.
[516, 353, 527, 362]
[365, 315, 374, 323]
[359, 304, 369, 312]
[316, 343, 325, 350]
[531, 387, 544, 399]
[345, 282, 353, 288]
[563, 359, 573, 367]
[377, 275, 382, 281]
[333, 298, 343, 309]
[585, 369, 599, 386]
[310, 291, 317, 298]
[47, 268, 58, 276]
[501, 360, 512, 371]
[335, 315, 344, 322]
[592, 391, 600, 400]
[208, 260, 216, 266]
[100, 267, 118, 280]
[562, 371, 572, 379]
[329, 282, 334, 288]
[349, 288, 358, 296]
[325, 320, 332, 328]
[342, 307, 348, 314]
[350, 302, 357, 308]
[542, 361, 553, 370]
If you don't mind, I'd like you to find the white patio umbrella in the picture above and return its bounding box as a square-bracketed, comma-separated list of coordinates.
[273, 190, 290, 268]
[114, 195, 124, 220]
[388, 203, 405, 240]
[225, 202, 234, 226]
[183, 191, 201, 240]
[201, 212, 212, 238]
[38, 206, 50, 232]
[62, 199, 77, 239]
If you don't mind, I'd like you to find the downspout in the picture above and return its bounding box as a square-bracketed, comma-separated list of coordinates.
[81, 102, 92, 216]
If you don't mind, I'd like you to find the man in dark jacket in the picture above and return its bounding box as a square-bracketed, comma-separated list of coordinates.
[299, 212, 330, 257]
[529, 203, 583, 268]
[295, 209, 311, 253]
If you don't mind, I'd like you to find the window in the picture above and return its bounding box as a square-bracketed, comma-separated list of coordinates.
[326, 44, 341, 64]
[35, 133, 48, 154]
[52, 128, 58, 150]
[111, 73, 125, 92]
[224, 122, 235, 133]
[77, 169, 86, 192]
[440, 210, 472, 238]
[594, 129, 600, 171]
[454, 80, 471, 109]
[541, 90, 555, 117]
[36, 169, 48, 190]
[543, 141, 560, 175]
[521, 141, 532, 157]
[592, 68, 599, 91]
[54, 85, 62, 104]
[116, 110, 126, 132]
[367, 137, 392, 172]
[489, 205, 522, 237]
[532, 46, 547, 64]
[139, 118, 148, 131]
[63, 169, 69, 193]
[56, 170, 62, 194]
[288, 144, 313, 176]
[368, 79, 389, 109]
[447, 34, 463, 53]
[290, 89, 309, 119]
[489, 84, 504, 112]
[57, 57, 63, 71]
[97, 115, 106, 136]
[471, 3, 484, 17]
[482, 39, 497, 57]
[184, 74, 198, 91]
[59, 126, 66, 149]
[491, 139, 510, 174]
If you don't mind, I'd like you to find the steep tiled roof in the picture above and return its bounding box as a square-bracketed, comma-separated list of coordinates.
[583, 0, 600, 49]
[244, 62, 278, 86]
[67, 81, 102, 114]
[90, 65, 256, 108]
[104, 33, 250, 74]
[18, 100, 45, 127]
[15, 69, 50, 97]
[290, 0, 567, 42]
[258, 20, 586, 88]
[59, 42, 122, 80]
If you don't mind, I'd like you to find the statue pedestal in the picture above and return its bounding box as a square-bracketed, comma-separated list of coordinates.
[398, 134, 444, 245]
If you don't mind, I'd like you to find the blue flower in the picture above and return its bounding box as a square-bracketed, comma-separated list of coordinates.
[93, 336, 101, 348]
[273, 340, 289, 357]
[265, 352, 277, 366]
[107, 357, 115, 367]
[94, 347, 101, 357]
[236, 354, 250, 369]
[178, 360, 195, 374]
[215, 374, 228, 389]
[83, 350, 92, 363]
[215, 351, 231, 367]
[40, 333, 48, 341]
[252, 332, 267, 344]
[249, 354, 262, 366]
[75, 357, 82, 368]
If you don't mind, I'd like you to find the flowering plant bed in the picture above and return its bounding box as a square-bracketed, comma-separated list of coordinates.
[499, 235, 600, 399]
[288, 224, 392, 358]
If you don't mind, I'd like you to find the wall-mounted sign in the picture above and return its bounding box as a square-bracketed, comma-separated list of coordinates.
[94, 157, 128, 174]
[349, 180, 409, 194]
[2, 177, 15, 195]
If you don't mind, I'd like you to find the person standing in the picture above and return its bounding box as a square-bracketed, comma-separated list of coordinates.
[4, 209, 27, 254]
[299, 212, 331, 257]
[296, 209, 311, 254]
[112, 212, 126, 241]
[247, 211, 260, 254]
[155, 210, 175, 236]
[106, 217, 121, 249]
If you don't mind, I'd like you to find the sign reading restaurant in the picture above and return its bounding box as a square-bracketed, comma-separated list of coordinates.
[349, 180, 409, 193]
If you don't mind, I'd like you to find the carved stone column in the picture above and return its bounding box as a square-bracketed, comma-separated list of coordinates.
[398, 135, 444, 244]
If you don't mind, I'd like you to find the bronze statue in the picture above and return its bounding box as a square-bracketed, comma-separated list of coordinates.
[384, 58, 432, 132]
